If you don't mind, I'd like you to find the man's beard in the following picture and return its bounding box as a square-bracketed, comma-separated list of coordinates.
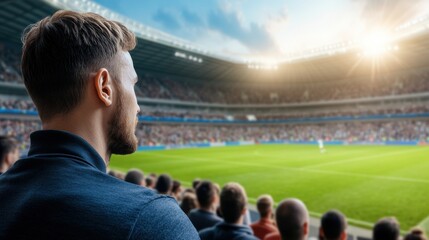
[107, 87, 138, 155]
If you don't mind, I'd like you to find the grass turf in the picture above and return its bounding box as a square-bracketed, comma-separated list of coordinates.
[110, 144, 429, 232]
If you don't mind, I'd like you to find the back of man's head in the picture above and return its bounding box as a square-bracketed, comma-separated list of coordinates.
[0, 136, 19, 172]
[373, 217, 400, 240]
[276, 198, 309, 240]
[320, 210, 347, 240]
[220, 182, 247, 224]
[124, 169, 144, 186]
[145, 177, 154, 188]
[193, 178, 201, 189]
[155, 174, 172, 194]
[196, 180, 219, 209]
[256, 194, 274, 219]
[21, 10, 136, 121]
[404, 228, 428, 240]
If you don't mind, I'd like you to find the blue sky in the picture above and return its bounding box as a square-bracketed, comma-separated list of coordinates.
[94, 0, 429, 59]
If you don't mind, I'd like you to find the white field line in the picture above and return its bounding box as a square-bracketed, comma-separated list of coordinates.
[141, 152, 429, 184]
[305, 147, 428, 169]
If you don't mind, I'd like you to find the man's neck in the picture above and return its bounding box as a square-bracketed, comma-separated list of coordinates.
[42, 117, 110, 166]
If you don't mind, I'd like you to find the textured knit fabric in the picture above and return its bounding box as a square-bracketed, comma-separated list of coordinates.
[0, 130, 199, 240]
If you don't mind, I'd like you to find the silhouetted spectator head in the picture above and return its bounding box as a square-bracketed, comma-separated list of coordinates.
[124, 169, 145, 186]
[0, 136, 19, 174]
[145, 176, 154, 189]
[276, 198, 309, 240]
[180, 192, 199, 215]
[172, 180, 182, 200]
[155, 174, 172, 194]
[192, 178, 201, 190]
[195, 180, 219, 210]
[320, 210, 347, 240]
[404, 228, 428, 240]
[373, 217, 400, 240]
[256, 194, 274, 219]
[220, 182, 247, 224]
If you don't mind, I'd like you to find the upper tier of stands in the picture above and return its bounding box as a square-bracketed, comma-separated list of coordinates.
[1, 41, 429, 105]
[138, 71, 429, 104]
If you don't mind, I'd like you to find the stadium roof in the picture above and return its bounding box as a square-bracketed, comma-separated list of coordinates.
[2, 0, 429, 85]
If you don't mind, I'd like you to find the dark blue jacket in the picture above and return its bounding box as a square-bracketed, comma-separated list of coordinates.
[0, 130, 199, 240]
[189, 209, 223, 231]
[199, 222, 259, 240]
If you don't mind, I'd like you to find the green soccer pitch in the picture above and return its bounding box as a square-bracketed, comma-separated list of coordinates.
[110, 144, 429, 232]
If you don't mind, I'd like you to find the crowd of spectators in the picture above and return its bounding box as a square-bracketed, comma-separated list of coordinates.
[0, 98, 36, 111]
[140, 102, 429, 121]
[2, 119, 429, 149]
[108, 169, 426, 240]
[0, 43, 22, 84]
[4, 97, 429, 122]
[2, 42, 429, 104]
[139, 120, 429, 146]
[137, 71, 429, 104]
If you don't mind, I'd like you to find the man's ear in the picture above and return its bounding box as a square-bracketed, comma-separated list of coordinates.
[94, 68, 113, 107]
[303, 221, 309, 236]
[340, 231, 347, 240]
[319, 227, 325, 240]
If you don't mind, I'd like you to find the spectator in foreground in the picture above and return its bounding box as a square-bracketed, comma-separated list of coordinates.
[265, 198, 309, 240]
[373, 217, 400, 240]
[0, 10, 198, 239]
[199, 182, 258, 240]
[124, 168, 145, 186]
[250, 194, 277, 239]
[0, 136, 19, 174]
[319, 210, 347, 240]
[188, 180, 223, 231]
[404, 228, 428, 240]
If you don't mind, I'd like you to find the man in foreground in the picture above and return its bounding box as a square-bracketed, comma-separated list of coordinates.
[0, 10, 198, 239]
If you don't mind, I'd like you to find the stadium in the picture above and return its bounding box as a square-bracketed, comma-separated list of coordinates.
[0, 0, 429, 239]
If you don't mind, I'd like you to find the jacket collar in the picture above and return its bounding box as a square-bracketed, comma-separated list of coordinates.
[28, 130, 106, 173]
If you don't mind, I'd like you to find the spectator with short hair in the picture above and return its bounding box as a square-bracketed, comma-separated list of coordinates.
[404, 228, 428, 240]
[193, 178, 201, 189]
[251, 194, 277, 239]
[145, 176, 155, 189]
[188, 180, 223, 231]
[0, 10, 198, 239]
[265, 198, 309, 240]
[124, 168, 145, 186]
[172, 180, 182, 200]
[199, 182, 258, 240]
[180, 192, 199, 215]
[319, 210, 347, 240]
[0, 136, 19, 174]
[373, 217, 400, 240]
[155, 174, 173, 195]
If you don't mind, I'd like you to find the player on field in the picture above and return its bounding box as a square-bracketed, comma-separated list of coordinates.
[318, 138, 326, 153]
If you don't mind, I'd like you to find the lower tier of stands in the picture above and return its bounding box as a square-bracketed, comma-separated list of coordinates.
[2, 118, 429, 151]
